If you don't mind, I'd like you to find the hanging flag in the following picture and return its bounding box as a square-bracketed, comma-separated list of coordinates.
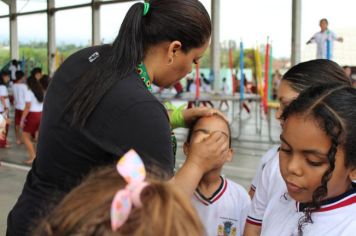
[268, 44, 273, 101]
[229, 47, 235, 95]
[240, 40, 244, 100]
[263, 38, 270, 114]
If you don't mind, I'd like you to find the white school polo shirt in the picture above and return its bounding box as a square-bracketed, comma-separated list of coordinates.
[192, 177, 251, 236]
[261, 186, 356, 236]
[13, 83, 28, 110]
[25, 89, 43, 112]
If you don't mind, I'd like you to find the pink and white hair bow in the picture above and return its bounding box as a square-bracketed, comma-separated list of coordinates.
[111, 149, 148, 231]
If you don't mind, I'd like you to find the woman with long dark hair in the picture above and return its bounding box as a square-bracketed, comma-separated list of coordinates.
[20, 75, 44, 164]
[7, 1, 230, 235]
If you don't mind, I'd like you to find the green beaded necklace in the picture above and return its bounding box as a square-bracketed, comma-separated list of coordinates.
[136, 62, 153, 92]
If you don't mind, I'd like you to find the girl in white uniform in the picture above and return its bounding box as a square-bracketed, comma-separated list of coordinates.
[261, 84, 356, 236]
[245, 59, 352, 235]
[12, 70, 28, 144]
[0, 71, 11, 148]
[20, 75, 44, 164]
[184, 114, 251, 236]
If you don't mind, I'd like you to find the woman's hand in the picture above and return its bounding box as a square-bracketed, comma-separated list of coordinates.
[183, 107, 227, 127]
[186, 131, 230, 173]
[173, 131, 230, 196]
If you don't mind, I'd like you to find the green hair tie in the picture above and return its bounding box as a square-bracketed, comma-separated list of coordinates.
[143, 2, 150, 16]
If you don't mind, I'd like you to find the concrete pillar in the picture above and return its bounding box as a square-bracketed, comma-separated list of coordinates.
[9, 0, 18, 60]
[92, 0, 101, 45]
[47, 0, 56, 75]
[211, 0, 221, 90]
[291, 0, 302, 66]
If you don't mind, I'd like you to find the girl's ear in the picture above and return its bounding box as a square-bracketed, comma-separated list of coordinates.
[349, 167, 356, 183]
[183, 142, 190, 156]
[226, 148, 234, 162]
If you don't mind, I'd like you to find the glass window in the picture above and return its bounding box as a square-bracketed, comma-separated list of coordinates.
[56, 7, 91, 65]
[0, 1, 9, 15]
[55, 0, 91, 8]
[18, 14, 47, 73]
[16, 0, 46, 13]
[0, 18, 10, 68]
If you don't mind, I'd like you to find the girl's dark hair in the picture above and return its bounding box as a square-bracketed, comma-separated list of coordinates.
[186, 114, 232, 147]
[27, 76, 44, 103]
[65, 0, 211, 127]
[282, 59, 351, 93]
[39, 75, 50, 90]
[281, 84, 356, 235]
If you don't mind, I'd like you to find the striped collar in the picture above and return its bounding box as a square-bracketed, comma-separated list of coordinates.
[297, 184, 356, 213]
[194, 176, 227, 206]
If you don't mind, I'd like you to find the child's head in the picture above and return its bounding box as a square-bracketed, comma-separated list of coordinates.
[276, 59, 351, 120]
[319, 18, 328, 31]
[184, 114, 233, 168]
[279, 84, 356, 230]
[31, 67, 42, 80]
[15, 70, 25, 83]
[34, 163, 203, 235]
[0, 70, 10, 85]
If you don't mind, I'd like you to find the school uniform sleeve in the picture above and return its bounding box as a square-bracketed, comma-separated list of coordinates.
[0, 86, 7, 97]
[25, 89, 32, 103]
[251, 146, 279, 190]
[330, 31, 337, 40]
[309, 32, 318, 43]
[247, 158, 276, 226]
[239, 186, 251, 235]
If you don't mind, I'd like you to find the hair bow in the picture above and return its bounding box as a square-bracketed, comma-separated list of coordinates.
[111, 149, 148, 231]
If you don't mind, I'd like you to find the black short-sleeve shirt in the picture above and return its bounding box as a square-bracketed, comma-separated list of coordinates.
[7, 45, 174, 236]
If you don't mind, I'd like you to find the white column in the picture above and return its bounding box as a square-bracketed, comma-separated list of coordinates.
[211, 0, 221, 90]
[92, 0, 101, 45]
[291, 0, 302, 66]
[9, 0, 18, 60]
[47, 0, 56, 75]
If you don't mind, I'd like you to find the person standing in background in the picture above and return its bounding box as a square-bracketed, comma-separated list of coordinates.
[306, 18, 343, 59]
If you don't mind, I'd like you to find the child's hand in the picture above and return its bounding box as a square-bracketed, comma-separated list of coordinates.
[183, 107, 227, 127]
[187, 131, 229, 173]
